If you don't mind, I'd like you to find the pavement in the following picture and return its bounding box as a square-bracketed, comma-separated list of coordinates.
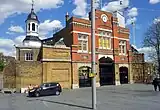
[0, 84, 160, 110]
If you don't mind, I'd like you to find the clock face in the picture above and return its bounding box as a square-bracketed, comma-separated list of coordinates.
[101, 14, 108, 22]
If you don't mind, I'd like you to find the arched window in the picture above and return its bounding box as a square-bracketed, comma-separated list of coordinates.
[28, 23, 30, 31]
[32, 23, 35, 31]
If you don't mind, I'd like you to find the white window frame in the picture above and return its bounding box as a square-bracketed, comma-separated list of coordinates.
[119, 40, 126, 55]
[25, 53, 33, 61]
[78, 34, 88, 53]
[98, 30, 111, 49]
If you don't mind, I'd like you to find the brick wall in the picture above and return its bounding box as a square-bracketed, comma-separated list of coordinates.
[16, 61, 42, 90]
[42, 46, 72, 89]
[0, 74, 3, 89]
[43, 62, 71, 88]
[3, 60, 16, 88]
[132, 53, 145, 83]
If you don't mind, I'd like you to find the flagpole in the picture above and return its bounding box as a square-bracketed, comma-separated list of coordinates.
[101, 0, 102, 9]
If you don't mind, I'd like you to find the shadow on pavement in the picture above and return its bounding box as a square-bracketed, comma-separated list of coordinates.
[130, 90, 155, 92]
[38, 99, 92, 109]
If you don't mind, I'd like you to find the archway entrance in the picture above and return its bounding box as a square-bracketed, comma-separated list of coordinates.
[79, 66, 91, 88]
[99, 57, 115, 86]
[119, 67, 128, 84]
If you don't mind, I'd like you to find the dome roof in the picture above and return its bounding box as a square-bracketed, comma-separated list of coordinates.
[23, 36, 41, 42]
[26, 9, 39, 22]
[23, 36, 41, 47]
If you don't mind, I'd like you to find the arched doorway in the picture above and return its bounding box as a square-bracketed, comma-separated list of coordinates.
[119, 67, 128, 84]
[99, 57, 115, 86]
[79, 66, 91, 87]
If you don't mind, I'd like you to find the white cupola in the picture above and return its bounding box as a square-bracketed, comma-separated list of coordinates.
[23, 0, 41, 47]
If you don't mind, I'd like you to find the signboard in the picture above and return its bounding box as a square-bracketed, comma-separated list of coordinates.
[89, 73, 96, 78]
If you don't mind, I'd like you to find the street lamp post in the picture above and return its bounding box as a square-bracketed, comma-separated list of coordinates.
[91, 0, 96, 109]
[131, 19, 136, 46]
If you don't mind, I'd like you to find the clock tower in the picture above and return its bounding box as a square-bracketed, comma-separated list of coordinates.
[101, 14, 108, 23]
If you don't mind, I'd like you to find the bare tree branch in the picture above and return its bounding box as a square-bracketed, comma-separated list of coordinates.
[143, 21, 160, 74]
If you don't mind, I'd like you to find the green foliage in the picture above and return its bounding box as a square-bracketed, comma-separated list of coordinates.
[0, 61, 5, 72]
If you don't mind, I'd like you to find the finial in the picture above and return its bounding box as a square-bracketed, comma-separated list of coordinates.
[66, 12, 69, 16]
[31, 0, 34, 12]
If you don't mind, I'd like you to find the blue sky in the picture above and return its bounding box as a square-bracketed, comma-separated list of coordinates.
[0, 0, 160, 58]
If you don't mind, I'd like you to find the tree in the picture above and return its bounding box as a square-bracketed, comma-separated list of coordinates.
[143, 18, 160, 74]
[0, 60, 5, 72]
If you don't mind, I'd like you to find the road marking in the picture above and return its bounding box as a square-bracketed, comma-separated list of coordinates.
[42, 100, 49, 108]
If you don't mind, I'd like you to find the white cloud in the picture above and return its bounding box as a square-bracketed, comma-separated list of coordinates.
[1, 19, 63, 56]
[6, 32, 15, 35]
[39, 19, 63, 39]
[0, 38, 15, 57]
[102, 0, 129, 12]
[137, 46, 155, 62]
[131, 45, 155, 62]
[72, 0, 87, 17]
[137, 47, 154, 54]
[101, 0, 138, 26]
[0, 0, 64, 24]
[149, 0, 160, 4]
[14, 35, 25, 45]
[8, 25, 25, 33]
[100, 0, 138, 26]
[39, 20, 63, 32]
[0, 35, 25, 57]
[128, 7, 138, 17]
[0, 48, 16, 57]
[126, 7, 138, 25]
[0, 38, 15, 49]
[95, 0, 100, 9]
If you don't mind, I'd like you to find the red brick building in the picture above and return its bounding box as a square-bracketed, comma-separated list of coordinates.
[1, 6, 155, 92]
[2, 8, 154, 91]
[43, 10, 132, 88]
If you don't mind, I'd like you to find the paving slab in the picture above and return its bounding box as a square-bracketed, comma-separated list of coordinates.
[0, 84, 160, 110]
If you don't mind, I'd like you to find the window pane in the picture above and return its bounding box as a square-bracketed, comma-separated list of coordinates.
[44, 84, 49, 87]
[104, 38, 107, 48]
[99, 38, 101, 47]
[83, 41, 87, 51]
[119, 40, 126, 54]
[100, 37, 103, 47]
[83, 35, 86, 39]
[30, 53, 33, 60]
[106, 38, 109, 48]
[28, 23, 30, 31]
[119, 45, 121, 53]
[122, 46, 125, 53]
[78, 34, 88, 52]
[122, 46, 124, 53]
[108, 38, 110, 48]
[32, 23, 35, 31]
[78, 36, 81, 39]
[25, 53, 33, 61]
[99, 31, 103, 35]
[78, 40, 82, 50]
[50, 83, 56, 87]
